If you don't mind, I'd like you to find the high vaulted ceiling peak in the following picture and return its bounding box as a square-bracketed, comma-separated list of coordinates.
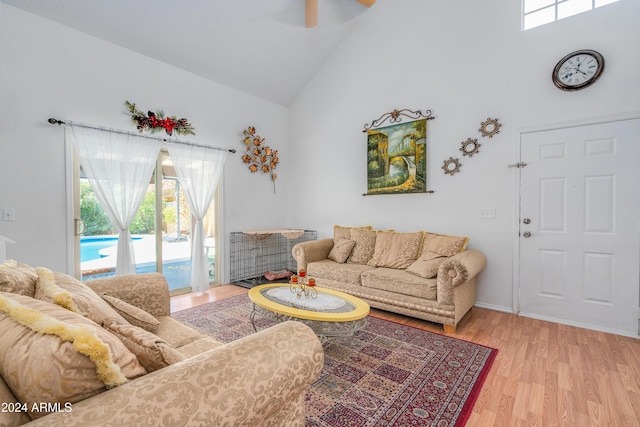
[1, 0, 376, 106]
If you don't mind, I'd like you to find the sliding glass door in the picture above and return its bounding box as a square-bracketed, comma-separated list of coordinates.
[73, 150, 219, 293]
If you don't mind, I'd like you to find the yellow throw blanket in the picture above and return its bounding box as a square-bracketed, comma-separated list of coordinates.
[0, 293, 127, 387]
[35, 267, 81, 313]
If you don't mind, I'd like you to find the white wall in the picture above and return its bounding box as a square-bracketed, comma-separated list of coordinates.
[287, 0, 640, 311]
[0, 5, 290, 281]
[1, 1, 638, 305]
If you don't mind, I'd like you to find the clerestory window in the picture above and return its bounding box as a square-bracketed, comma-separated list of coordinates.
[522, 0, 619, 30]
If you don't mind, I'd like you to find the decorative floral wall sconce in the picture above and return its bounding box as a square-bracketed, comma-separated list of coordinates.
[241, 126, 280, 193]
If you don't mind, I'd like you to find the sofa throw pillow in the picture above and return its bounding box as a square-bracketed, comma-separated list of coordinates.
[333, 225, 373, 242]
[368, 231, 424, 269]
[347, 228, 378, 264]
[83, 273, 169, 319]
[327, 238, 357, 263]
[0, 292, 146, 419]
[34, 267, 129, 327]
[35, 266, 82, 313]
[101, 294, 160, 332]
[0, 260, 37, 297]
[421, 232, 469, 257]
[406, 251, 448, 279]
[103, 319, 184, 373]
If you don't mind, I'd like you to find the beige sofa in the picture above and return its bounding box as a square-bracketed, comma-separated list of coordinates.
[292, 226, 486, 332]
[0, 261, 324, 427]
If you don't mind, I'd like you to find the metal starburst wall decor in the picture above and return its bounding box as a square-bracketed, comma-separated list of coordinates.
[241, 126, 279, 193]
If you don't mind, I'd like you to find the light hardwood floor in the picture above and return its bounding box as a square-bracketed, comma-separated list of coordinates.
[171, 285, 640, 427]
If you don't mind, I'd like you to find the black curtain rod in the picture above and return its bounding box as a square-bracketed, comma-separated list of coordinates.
[47, 118, 236, 154]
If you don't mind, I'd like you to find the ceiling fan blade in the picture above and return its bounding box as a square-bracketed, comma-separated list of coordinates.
[305, 0, 318, 28]
[305, 0, 374, 28]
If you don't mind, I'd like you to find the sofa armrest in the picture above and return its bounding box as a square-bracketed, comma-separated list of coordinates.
[26, 321, 324, 427]
[436, 249, 486, 305]
[84, 273, 171, 318]
[292, 238, 334, 271]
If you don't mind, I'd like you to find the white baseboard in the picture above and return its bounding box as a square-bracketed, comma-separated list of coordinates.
[473, 304, 639, 339]
[518, 311, 639, 339]
[474, 302, 514, 314]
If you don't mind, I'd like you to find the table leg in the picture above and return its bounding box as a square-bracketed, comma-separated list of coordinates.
[250, 303, 258, 332]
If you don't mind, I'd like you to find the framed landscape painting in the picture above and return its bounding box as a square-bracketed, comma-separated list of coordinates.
[366, 118, 427, 195]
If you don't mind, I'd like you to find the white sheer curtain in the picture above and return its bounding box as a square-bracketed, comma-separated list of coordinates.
[67, 125, 162, 275]
[167, 143, 227, 293]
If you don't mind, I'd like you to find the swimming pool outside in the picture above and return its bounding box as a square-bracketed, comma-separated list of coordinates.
[80, 235, 213, 291]
[80, 236, 142, 261]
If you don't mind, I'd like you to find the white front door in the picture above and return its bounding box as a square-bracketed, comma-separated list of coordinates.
[519, 118, 640, 337]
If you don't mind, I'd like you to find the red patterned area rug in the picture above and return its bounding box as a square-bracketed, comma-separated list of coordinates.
[172, 294, 497, 427]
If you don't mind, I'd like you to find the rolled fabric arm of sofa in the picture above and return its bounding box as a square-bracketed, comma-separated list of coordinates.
[85, 273, 171, 318]
[437, 249, 486, 305]
[292, 238, 334, 271]
[26, 321, 324, 427]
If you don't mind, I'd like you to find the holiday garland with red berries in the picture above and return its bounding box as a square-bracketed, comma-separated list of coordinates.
[125, 101, 195, 136]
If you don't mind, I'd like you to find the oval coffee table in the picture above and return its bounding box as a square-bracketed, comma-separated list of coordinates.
[248, 283, 370, 344]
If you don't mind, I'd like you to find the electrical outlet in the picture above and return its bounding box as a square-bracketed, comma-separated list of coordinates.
[479, 208, 496, 219]
[3, 208, 15, 221]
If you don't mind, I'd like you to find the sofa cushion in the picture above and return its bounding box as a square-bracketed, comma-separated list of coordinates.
[333, 224, 373, 241]
[34, 266, 81, 313]
[307, 259, 375, 286]
[0, 260, 37, 297]
[361, 268, 437, 300]
[421, 232, 469, 257]
[103, 320, 184, 372]
[84, 273, 171, 318]
[328, 238, 356, 263]
[157, 316, 207, 349]
[347, 228, 378, 264]
[0, 376, 31, 426]
[101, 293, 160, 332]
[0, 292, 146, 419]
[34, 267, 128, 327]
[406, 251, 448, 279]
[368, 231, 423, 269]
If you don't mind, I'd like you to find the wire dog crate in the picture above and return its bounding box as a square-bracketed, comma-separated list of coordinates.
[229, 229, 317, 287]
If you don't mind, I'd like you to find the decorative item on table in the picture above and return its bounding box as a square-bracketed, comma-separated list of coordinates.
[290, 269, 317, 299]
[124, 101, 195, 136]
[241, 126, 279, 193]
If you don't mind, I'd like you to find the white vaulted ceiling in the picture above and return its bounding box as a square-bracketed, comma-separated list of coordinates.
[1, 0, 375, 106]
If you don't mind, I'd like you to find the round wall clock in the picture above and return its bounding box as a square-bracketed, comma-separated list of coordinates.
[552, 49, 604, 91]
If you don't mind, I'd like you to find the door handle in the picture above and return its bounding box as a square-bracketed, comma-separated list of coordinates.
[75, 218, 86, 236]
[522, 231, 531, 238]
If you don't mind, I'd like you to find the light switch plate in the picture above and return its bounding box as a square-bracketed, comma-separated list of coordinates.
[479, 208, 496, 219]
[3, 208, 15, 221]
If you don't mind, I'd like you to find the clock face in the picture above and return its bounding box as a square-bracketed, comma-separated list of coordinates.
[552, 50, 604, 91]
